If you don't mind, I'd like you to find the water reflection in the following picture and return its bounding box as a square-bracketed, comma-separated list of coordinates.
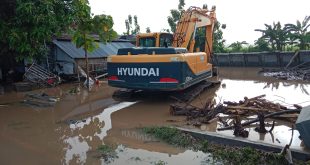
[62, 102, 137, 164]
[1, 68, 310, 164]
[216, 79, 310, 107]
[96, 145, 212, 165]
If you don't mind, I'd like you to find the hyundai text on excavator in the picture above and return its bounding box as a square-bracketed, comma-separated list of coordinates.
[107, 6, 217, 91]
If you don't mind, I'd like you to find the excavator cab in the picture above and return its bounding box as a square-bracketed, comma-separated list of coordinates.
[136, 32, 173, 47]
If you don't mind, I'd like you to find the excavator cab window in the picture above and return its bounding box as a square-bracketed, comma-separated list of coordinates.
[194, 27, 207, 52]
[159, 33, 173, 47]
[139, 37, 156, 47]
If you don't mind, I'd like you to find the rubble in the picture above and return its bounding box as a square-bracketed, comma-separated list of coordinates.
[170, 94, 302, 137]
[24, 62, 61, 87]
[261, 62, 310, 81]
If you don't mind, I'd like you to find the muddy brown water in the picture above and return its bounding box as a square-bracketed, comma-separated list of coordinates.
[0, 67, 309, 164]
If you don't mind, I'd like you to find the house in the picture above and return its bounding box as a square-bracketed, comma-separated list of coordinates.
[50, 39, 134, 76]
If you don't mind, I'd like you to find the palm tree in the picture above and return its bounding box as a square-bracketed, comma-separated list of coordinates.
[255, 22, 288, 51]
[285, 16, 310, 50]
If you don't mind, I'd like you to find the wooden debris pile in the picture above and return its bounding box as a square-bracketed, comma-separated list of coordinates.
[261, 61, 310, 81]
[170, 94, 302, 138]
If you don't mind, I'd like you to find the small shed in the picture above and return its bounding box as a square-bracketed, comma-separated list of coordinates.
[51, 39, 134, 76]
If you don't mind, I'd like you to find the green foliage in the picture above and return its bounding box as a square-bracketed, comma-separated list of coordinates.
[212, 146, 290, 165]
[285, 16, 310, 50]
[254, 38, 271, 52]
[73, 13, 117, 52]
[213, 21, 227, 53]
[167, 0, 185, 33]
[97, 145, 113, 153]
[142, 126, 194, 148]
[152, 160, 167, 165]
[143, 126, 295, 165]
[228, 41, 248, 52]
[125, 15, 140, 35]
[146, 27, 151, 33]
[97, 144, 118, 163]
[71, 0, 116, 88]
[255, 22, 288, 51]
[0, 0, 83, 61]
[200, 140, 209, 153]
[0, 0, 117, 62]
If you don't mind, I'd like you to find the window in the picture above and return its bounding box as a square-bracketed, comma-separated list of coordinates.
[159, 33, 173, 47]
[139, 37, 156, 47]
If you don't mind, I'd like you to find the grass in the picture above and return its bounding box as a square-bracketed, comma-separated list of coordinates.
[142, 126, 198, 148]
[152, 160, 167, 165]
[142, 126, 307, 165]
[96, 144, 118, 163]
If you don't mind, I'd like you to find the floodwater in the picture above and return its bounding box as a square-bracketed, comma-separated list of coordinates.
[0, 67, 309, 164]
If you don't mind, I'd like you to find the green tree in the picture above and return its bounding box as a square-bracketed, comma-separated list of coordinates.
[133, 15, 140, 34]
[253, 38, 270, 52]
[213, 22, 226, 53]
[167, 0, 185, 33]
[285, 16, 310, 50]
[228, 41, 248, 52]
[125, 15, 140, 35]
[146, 27, 151, 33]
[255, 22, 288, 51]
[72, 0, 117, 88]
[0, 0, 82, 61]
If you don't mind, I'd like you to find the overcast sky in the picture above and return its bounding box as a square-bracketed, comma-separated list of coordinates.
[89, 0, 309, 45]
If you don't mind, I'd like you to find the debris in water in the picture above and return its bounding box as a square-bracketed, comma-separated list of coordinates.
[23, 93, 60, 107]
[170, 94, 302, 138]
[68, 86, 81, 94]
[260, 60, 310, 81]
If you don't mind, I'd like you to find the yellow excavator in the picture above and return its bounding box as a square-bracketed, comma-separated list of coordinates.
[107, 6, 216, 91]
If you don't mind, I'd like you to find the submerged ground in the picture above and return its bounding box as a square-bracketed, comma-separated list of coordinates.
[0, 67, 309, 164]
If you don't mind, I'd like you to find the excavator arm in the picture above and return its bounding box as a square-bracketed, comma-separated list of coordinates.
[172, 6, 216, 60]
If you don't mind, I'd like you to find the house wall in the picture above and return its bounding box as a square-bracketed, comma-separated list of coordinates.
[75, 58, 107, 74]
[55, 48, 75, 75]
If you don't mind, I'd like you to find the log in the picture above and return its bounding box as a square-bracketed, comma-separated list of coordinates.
[218, 116, 229, 127]
[254, 112, 268, 133]
[217, 109, 301, 131]
[169, 105, 197, 116]
[226, 106, 271, 112]
[285, 50, 299, 69]
[170, 96, 201, 110]
[248, 94, 266, 100]
[293, 104, 302, 110]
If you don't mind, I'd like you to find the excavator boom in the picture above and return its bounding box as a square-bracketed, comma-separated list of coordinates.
[173, 6, 216, 58]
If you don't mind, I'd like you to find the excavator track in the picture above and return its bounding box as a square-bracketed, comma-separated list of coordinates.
[112, 80, 221, 102]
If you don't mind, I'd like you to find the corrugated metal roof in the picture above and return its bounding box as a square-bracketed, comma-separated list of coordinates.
[53, 40, 134, 59]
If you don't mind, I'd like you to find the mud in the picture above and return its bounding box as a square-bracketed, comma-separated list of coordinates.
[0, 67, 309, 164]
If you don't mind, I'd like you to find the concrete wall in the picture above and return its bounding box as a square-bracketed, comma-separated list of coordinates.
[212, 50, 310, 67]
